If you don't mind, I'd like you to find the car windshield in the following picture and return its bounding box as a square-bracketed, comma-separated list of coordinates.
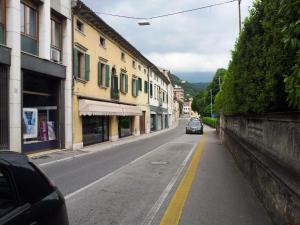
[188, 121, 200, 126]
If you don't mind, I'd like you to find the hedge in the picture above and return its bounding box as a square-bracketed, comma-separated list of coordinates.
[202, 117, 217, 128]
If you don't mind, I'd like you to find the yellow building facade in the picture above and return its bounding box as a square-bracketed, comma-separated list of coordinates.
[72, 1, 152, 149]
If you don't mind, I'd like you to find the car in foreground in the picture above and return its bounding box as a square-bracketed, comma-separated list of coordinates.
[186, 120, 203, 134]
[0, 151, 69, 225]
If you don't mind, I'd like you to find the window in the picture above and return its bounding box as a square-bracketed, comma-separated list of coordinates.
[120, 73, 128, 93]
[100, 36, 105, 48]
[0, 168, 17, 218]
[76, 19, 84, 32]
[138, 65, 141, 71]
[0, 0, 5, 44]
[138, 77, 142, 91]
[21, 2, 38, 55]
[132, 60, 136, 68]
[154, 85, 156, 99]
[132, 78, 138, 97]
[150, 82, 153, 98]
[121, 52, 125, 61]
[144, 68, 147, 74]
[73, 48, 90, 81]
[144, 81, 148, 93]
[51, 16, 62, 62]
[98, 62, 110, 87]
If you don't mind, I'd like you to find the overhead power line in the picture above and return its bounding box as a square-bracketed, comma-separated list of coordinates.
[95, 0, 239, 20]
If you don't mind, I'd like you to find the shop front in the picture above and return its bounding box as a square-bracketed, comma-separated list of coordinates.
[82, 116, 109, 146]
[22, 72, 62, 152]
[78, 99, 142, 144]
[118, 116, 132, 138]
[21, 53, 66, 153]
[150, 113, 156, 132]
[0, 64, 9, 150]
[0, 45, 11, 150]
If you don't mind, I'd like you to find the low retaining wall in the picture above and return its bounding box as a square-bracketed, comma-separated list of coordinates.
[221, 113, 300, 225]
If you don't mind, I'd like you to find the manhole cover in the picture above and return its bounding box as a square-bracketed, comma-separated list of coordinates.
[151, 161, 168, 165]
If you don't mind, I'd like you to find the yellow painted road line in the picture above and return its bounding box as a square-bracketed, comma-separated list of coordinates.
[159, 134, 207, 225]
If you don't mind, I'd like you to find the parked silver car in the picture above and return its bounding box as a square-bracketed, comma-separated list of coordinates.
[186, 120, 203, 134]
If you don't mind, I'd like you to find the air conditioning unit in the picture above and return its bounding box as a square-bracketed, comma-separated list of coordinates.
[51, 48, 61, 63]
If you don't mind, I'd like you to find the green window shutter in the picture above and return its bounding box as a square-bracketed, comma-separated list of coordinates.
[132, 79, 134, 96]
[136, 79, 139, 96]
[73, 48, 78, 78]
[98, 62, 102, 86]
[105, 64, 110, 87]
[114, 76, 119, 90]
[144, 81, 148, 93]
[84, 53, 90, 81]
[138, 78, 142, 91]
[125, 74, 128, 93]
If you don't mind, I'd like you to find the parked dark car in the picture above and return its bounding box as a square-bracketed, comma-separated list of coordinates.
[186, 120, 203, 134]
[0, 151, 69, 225]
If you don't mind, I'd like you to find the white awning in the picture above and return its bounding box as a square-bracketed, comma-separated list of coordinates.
[79, 99, 142, 116]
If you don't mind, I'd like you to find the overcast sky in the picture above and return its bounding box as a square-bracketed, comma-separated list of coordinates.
[82, 0, 253, 81]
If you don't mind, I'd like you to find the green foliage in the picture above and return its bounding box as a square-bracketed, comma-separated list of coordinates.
[170, 74, 208, 98]
[217, 0, 300, 115]
[202, 117, 217, 128]
[192, 68, 226, 116]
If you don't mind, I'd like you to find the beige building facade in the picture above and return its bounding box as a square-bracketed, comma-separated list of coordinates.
[72, 1, 152, 149]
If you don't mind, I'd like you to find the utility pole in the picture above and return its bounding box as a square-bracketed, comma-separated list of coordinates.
[210, 89, 213, 118]
[238, 0, 242, 33]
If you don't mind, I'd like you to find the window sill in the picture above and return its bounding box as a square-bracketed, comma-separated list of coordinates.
[75, 78, 88, 84]
[120, 90, 127, 95]
[76, 29, 86, 36]
[99, 85, 108, 89]
[99, 45, 106, 50]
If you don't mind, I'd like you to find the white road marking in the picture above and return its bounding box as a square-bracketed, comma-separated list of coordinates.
[141, 143, 197, 225]
[64, 142, 172, 200]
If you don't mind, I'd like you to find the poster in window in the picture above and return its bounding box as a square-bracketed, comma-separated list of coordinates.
[23, 108, 38, 139]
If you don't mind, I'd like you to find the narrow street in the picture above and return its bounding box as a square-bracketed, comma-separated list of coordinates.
[38, 120, 272, 225]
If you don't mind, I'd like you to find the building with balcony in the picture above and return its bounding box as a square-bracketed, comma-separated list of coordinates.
[72, 1, 152, 149]
[149, 67, 170, 132]
[0, 0, 72, 153]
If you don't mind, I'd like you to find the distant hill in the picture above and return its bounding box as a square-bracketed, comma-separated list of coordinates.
[176, 72, 214, 83]
[170, 74, 208, 98]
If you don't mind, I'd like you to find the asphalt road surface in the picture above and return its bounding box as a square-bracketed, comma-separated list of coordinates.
[40, 119, 272, 225]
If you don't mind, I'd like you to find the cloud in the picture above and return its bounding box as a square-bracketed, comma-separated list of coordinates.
[147, 52, 230, 72]
[82, 0, 254, 73]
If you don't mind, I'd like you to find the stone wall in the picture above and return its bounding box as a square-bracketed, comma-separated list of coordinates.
[225, 113, 300, 176]
[221, 112, 300, 225]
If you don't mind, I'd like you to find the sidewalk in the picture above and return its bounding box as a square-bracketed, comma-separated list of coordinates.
[30, 122, 179, 166]
[158, 127, 272, 225]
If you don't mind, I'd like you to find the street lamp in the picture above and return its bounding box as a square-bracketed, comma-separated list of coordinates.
[138, 21, 151, 26]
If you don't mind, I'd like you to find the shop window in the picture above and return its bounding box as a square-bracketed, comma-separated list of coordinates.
[51, 16, 62, 62]
[22, 73, 60, 152]
[100, 36, 105, 48]
[0, 0, 5, 45]
[120, 73, 128, 93]
[82, 116, 109, 146]
[0, 168, 17, 218]
[98, 62, 110, 87]
[76, 19, 84, 33]
[132, 78, 138, 97]
[73, 48, 90, 81]
[21, 2, 38, 55]
[118, 116, 132, 138]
